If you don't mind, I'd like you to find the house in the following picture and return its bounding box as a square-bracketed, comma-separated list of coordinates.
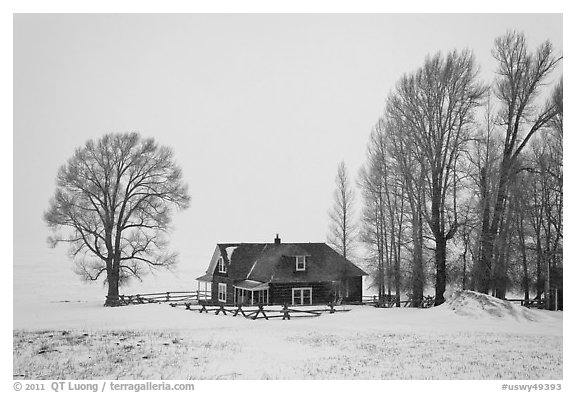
[196, 235, 367, 306]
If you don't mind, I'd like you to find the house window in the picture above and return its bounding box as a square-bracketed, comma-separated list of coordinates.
[218, 283, 227, 302]
[295, 256, 306, 271]
[257, 289, 269, 305]
[218, 257, 226, 273]
[292, 287, 312, 305]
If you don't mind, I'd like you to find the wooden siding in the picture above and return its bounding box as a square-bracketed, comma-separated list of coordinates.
[269, 282, 332, 305]
[211, 275, 233, 304]
[344, 276, 363, 302]
[210, 277, 362, 305]
[211, 249, 231, 302]
[268, 278, 363, 305]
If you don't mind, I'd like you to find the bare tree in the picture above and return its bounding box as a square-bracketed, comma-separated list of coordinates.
[384, 114, 428, 307]
[524, 129, 563, 309]
[468, 93, 502, 293]
[359, 121, 412, 306]
[358, 126, 388, 300]
[509, 170, 531, 301]
[358, 182, 386, 299]
[477, 31, 562, 299]
[328, 161, 358, 260]
[44, 133, 191, 306]
[386, 50, 487, 305]
[494, 125, 563, 309]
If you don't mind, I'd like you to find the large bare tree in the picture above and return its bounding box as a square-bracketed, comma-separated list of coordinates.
[44, 133, 190, 306]
[477, 31, 562, 299]
[386, 50, 487, 305]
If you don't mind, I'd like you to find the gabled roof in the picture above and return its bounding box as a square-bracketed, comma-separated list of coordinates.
[225, 243, 269, 279]
[248, 243, 366, 283]
[200, 241, 367, 284]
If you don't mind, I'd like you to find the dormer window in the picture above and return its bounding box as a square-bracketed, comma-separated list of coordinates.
[218, 257, 226, 273]
[296, 256, 306, 271]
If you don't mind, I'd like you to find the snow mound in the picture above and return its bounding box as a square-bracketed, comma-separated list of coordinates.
[436, 290, 541, 322]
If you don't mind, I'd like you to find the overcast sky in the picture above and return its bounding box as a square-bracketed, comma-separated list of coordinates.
[13, 14, 562, 296]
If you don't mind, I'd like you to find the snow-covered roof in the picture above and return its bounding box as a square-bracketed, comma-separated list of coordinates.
[233, 280, 269, 291]
[223, 246, 238, 263]
[195, 273, 212, 282]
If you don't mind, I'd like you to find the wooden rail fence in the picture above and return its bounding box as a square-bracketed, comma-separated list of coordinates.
[119, 291, 437, 308]
[507, 298, 546, 309]
[360, 295, 436, 308]
[170, 301, 351, 320]
[362, 296, 545, 309]
[118, 291, 210, 306]
[119, 291, 549, 314]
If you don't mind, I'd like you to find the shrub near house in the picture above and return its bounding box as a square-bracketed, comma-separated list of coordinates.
[196, 235, 367, 306]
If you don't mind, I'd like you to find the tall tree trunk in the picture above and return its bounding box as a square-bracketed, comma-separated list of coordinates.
[105, 259, 120, 307]
[393, 237, 400, 307]
[462, 232, 469, 290]
[494, 205, 513, 299]
[544, 252, 551, 310]
[431, 178, 447, 306]
[518, 218, 530, 301]
[485, 160, 510, 299]
[521, 259, 529, 301]
[376, 215, 385, 299]
[493, 197, 512, 299]
[104, 238, 119, 306]
[411, 210, 424, 307]
[535, 236, 544, 299]
[434, 237, 447, 305]
[477, 167, 493, 293]
[544, 217, 553, 310]
[384, 225, 392, 299]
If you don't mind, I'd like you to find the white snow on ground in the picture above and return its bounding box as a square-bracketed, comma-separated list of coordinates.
[12, 257, 562, 380]
[13, 296, 560, 335]
[432, 290, 543, 322]
[13, 291, 563, 379]
[14, 288, 557, 334]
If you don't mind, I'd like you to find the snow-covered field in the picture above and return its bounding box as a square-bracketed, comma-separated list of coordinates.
[13, 290, 562, 380]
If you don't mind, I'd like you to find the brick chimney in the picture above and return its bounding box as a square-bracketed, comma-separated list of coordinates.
[274, 234, 281, 245]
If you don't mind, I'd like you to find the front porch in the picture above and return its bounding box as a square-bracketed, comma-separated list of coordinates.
[195, 273, 212, 301]
[233, 280, 269, 306]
